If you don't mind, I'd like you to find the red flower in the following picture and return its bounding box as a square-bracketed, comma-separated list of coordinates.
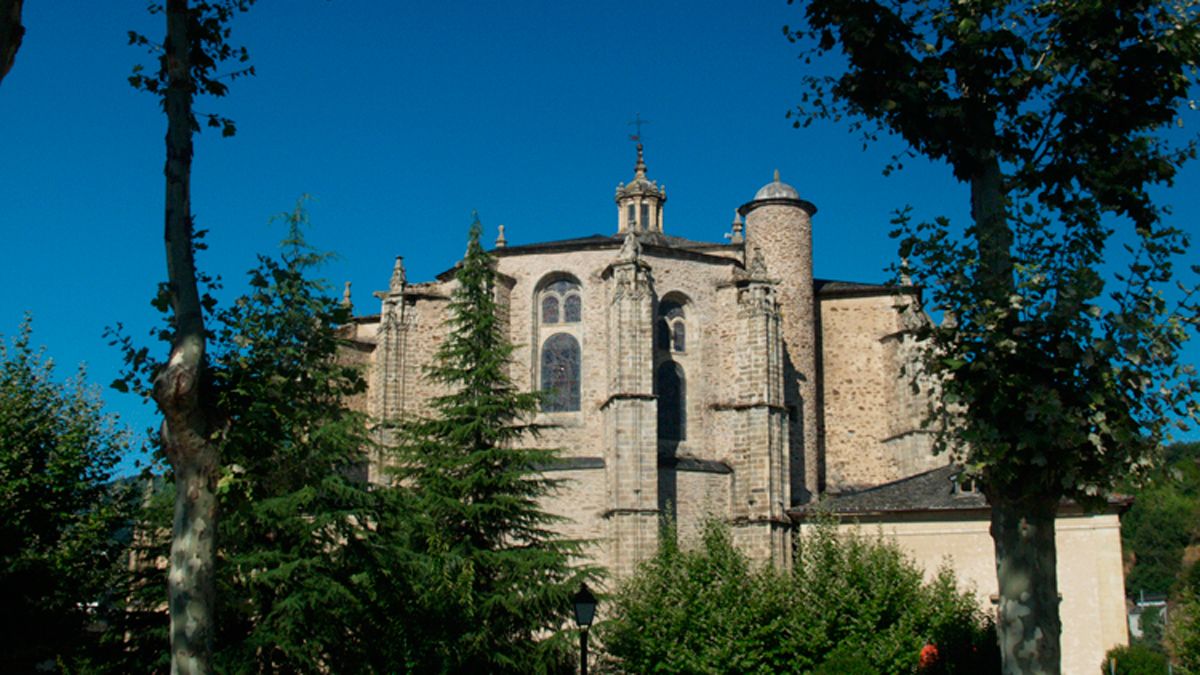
[919, 643, 940, 669]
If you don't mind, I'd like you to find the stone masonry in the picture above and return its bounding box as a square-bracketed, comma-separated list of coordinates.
[342, 147, 942, 573]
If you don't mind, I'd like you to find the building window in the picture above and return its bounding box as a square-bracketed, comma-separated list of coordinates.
[537, 276, 583, 413]
[542, 295, 559, 324]
[564, 294, 581, 323]
[658, 300, 686, 353]
[640, 203, 650, 230]
[656, 361, 686, 440]
[541, 333, 581, 412]
[540, 280, 581, 324]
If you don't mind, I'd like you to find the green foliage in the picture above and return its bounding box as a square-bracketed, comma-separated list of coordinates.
[0, 319, 135, 671]
[1102, 643, 1169, 674]
[1121, 442, 1200, 599]
[789, 0, 1200, 507]
[601, 520, 997, 674]
[107, 201, 424, 672]
[1170, 585, 1200, 673]
[392, 214, 593, 673]
[206, 199, 395, 672]
[128, 0, 257, 136]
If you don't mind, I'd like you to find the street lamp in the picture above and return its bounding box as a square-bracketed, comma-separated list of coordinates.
[571, 583, 597, 675]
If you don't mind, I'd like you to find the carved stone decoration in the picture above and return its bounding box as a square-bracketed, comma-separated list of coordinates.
[389, 256, 406, 294]
[747, 245, 768, 278]
[730, 211, 744, 244]
[618, 231, 642, 261]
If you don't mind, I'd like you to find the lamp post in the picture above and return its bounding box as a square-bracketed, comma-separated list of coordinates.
[571, 583, 597, 675]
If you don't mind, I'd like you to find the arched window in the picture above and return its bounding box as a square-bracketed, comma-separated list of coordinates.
[656, 318, 671, 351]
[657, 300, 686, 353]
[542, 296, 559, 324]
[541, 333, 581, 412]
[540, 279, 581, 324]
[656, 362, 686, 440]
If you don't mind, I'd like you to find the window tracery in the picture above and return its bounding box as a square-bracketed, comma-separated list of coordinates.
[541, 333, 581, 412]
[537, 276, 583, 412]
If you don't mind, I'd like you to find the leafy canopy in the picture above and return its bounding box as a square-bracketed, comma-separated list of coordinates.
[787, 0, 1200, 503]
[0, 318, 134, 670]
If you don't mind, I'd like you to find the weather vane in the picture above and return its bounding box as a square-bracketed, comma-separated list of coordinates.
[628, 113, 651, 143]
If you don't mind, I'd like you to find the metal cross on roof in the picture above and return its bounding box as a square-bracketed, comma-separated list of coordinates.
[628, 113, 651, 142]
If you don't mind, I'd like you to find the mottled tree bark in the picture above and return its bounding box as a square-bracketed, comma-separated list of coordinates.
[156, 2, 220, 673]
[973, 148, 1062, 673]
[0, 0, 24, 86]
[990, 495, 1061, 675]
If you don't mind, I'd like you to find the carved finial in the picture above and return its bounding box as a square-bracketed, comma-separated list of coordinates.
[496, 224, 507, 248]
[730, 210, 744, 244]
[390, 256, 406, 294]
[773, 168, 780, 183]
[899, 256, 912, 286]
[635, 143, 647, 177]
[748, 245, 768, 277]
[619, 231, 642, 261]
[342, 281, 353, 308]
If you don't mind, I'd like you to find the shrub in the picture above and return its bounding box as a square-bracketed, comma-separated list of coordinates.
[600, 520, 998, 674]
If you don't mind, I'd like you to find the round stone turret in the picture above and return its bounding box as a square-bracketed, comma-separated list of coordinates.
[615, 144, 667, 234]
[738, 170, 820, 503]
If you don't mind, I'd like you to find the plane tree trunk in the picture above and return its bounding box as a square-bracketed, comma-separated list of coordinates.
[156, 2, 220, 672]
[990, 494, 1061, 675]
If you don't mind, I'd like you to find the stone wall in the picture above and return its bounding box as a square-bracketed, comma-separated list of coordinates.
[818, 291, 940, 491]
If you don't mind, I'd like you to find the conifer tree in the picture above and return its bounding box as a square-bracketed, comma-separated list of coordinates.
[110, 202, 418, 672]
[393, 214, 591, 673]
[207, 200, 389, 672]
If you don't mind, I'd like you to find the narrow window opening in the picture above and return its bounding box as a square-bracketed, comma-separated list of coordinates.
[656, 362, 686, 440]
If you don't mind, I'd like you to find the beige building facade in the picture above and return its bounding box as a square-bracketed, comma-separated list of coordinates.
[342, 146, 1128, 669]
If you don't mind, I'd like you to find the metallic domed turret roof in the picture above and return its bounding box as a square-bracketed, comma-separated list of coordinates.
[754, 169, 800, 200]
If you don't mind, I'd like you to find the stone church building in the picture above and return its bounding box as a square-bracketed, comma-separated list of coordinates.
[343, 146, 1128, 672]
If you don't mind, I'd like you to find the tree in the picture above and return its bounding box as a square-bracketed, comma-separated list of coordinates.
[0, 319, 134, 670]
[1102, 643, 1169, 675]
[600, 519, 998, 674]
[207, 201, 420, 672]
[1121, 442, 1200, 598]
[392, 214, 593, 673]
[1170, 584, 1200, 673]
[111, 203, 425, 672]
[0, 0, 22, 86]
[129, 2, 256, 671]
[787, 1, 1200, 671]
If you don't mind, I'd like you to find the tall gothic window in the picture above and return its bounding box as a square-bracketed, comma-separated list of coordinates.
[538, 276, 583, 412]
[541, 333, 581, 412]
[656, 361, 686, 440]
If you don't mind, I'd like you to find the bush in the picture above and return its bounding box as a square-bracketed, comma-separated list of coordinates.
[600, 520, 998, 674]
[1102, 643, 1169, 674]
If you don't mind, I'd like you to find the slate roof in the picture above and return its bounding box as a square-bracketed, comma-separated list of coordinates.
[791, 464, 987, 518]
[790, 464, 1133, 519]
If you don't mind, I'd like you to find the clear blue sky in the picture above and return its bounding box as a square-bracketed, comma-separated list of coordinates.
[2, 1, 1197, 473]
